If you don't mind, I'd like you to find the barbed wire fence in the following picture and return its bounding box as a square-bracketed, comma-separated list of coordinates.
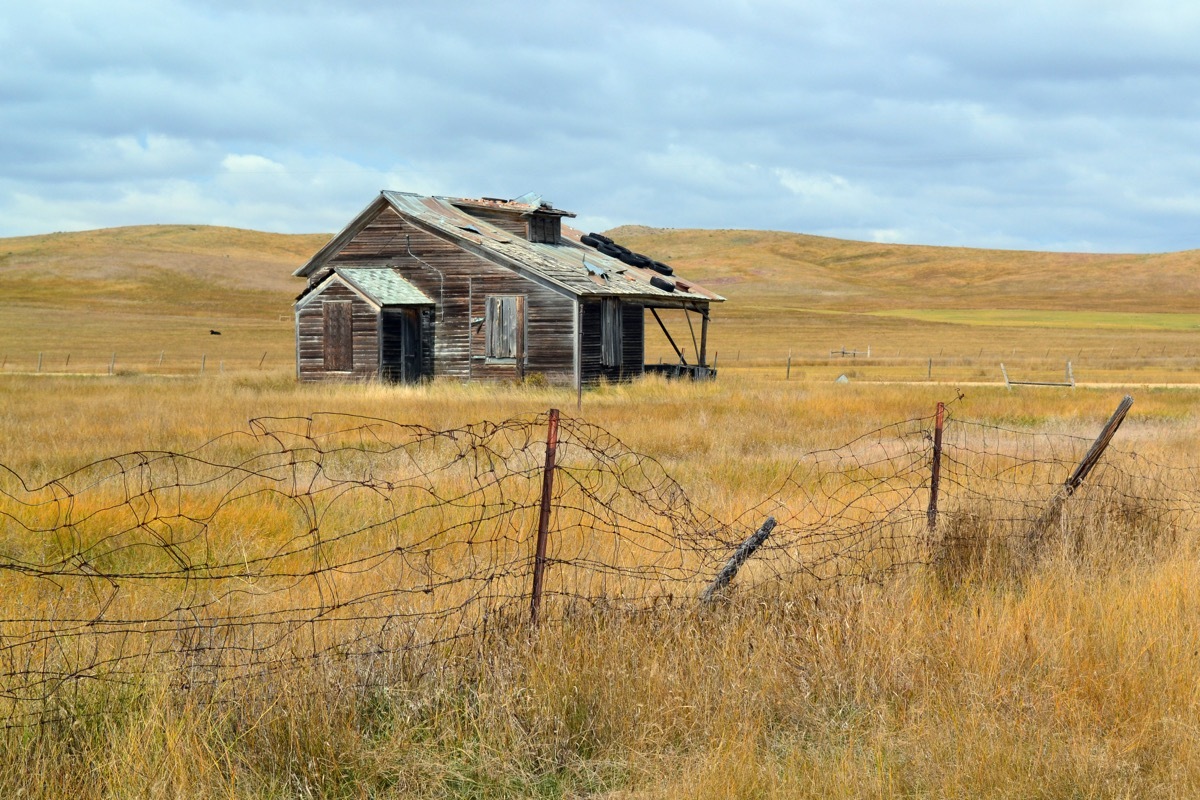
[1, 396, 1198, 728]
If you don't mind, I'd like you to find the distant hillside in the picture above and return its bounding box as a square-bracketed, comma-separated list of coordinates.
[0, 223, 1196, 369]
[4, 222, 1195, 316]
[607, 226, 1200, 314]
[0, 225, 330, 308]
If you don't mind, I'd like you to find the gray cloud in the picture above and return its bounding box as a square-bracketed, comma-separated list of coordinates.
[2, 0, 1199, 251]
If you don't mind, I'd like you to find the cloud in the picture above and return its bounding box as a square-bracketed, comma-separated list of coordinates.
[0, 0, 1198, 251]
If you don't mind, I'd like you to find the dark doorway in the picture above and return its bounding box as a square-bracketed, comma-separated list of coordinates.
[381, 307, 428, 382]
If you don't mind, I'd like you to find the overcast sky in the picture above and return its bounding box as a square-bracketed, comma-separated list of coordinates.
[4, 1, 1200, 252]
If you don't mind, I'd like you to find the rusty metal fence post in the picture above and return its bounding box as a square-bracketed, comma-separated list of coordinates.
[530, 408, 560, 627]
[927, 402, 945, 530]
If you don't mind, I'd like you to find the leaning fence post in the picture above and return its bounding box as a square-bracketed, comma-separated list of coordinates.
[530, 408, 560, 627]
[927, 402, 945, 531]
[1025, 395, 1134, 559]
[701, 517, 777, 603]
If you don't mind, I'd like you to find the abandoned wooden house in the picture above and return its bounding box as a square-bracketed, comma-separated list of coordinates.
[293, 191, 723, 386]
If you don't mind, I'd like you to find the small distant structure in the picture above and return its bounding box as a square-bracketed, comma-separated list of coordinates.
[293, 191, 723, 385]
[1001, 361, 1075, 389]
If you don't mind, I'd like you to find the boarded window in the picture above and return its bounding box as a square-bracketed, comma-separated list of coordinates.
[601, 298, 622, 367]
[527, 214, 560, 244]
[323, 300, 353, 371]
[485, 295, 525, 360]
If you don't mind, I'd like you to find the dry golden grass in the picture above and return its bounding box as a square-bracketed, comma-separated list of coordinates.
[2, 373, 1200, 797]
[3, 224, 1200, 797]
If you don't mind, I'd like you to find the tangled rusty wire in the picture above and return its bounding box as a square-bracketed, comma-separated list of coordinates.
[0, 405, 1196, 728]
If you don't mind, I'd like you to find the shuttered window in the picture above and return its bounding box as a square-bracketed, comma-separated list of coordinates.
[323, 300, 353, 371]
[485, 295, 525, 360]
[601, 298, 622, 367]
[527, 214, 561, 243]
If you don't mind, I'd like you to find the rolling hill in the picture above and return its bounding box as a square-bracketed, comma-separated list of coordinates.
[0, 223, 1197, 374]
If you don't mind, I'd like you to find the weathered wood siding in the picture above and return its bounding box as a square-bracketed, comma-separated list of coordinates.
[325, 207, 576, 383]
[457, 207, 529, 239]
[580, 301, 645, 384]
[296, 279, 380, 381]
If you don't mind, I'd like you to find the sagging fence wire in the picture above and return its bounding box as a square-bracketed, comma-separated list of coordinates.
[0, 400, 1197, 728]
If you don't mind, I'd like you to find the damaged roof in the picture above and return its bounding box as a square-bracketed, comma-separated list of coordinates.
[294, 191, 724, 305]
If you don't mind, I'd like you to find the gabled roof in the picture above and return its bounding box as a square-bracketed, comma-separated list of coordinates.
[294, 191, 724, 306]
[296, 266, 433, 308]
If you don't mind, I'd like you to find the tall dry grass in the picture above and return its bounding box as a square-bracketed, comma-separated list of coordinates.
[2, 372, 1200, 796]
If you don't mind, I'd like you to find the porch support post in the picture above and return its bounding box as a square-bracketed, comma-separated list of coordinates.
[684, 310, 699, 363]
[650, 308, 687, 365]
[699, 307, 709, 367]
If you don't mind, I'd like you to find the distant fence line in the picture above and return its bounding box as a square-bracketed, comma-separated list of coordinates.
[1, 402, 1198, 728]
[0, 350, 281, 375]
[6, 346, 1200, 380]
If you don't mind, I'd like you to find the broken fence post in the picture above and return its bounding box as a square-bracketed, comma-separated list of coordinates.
[1025, 395, 1134, 559]
[927, 402, 945, 531]
[529, 408, 560, 627]
[701, 517, 777, 603]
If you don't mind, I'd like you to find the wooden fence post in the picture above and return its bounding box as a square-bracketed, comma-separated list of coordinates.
[701, 518, 777, 603]
[1025, 395, 1134, 559]
[927, 402, 945, 531]
[530, 408, 560, 627]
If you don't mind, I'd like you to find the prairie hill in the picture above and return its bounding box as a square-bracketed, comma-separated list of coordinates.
[0, 225, 329, 310]
[0, 223, 1197, 369]
[606, 226, 1200, 314]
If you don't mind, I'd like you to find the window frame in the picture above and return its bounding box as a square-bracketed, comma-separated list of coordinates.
[484, 294, 526, 363]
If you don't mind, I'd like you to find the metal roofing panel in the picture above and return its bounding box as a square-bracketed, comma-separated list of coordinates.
[379, 191, 724, 304]
[336, 267, 433, 306]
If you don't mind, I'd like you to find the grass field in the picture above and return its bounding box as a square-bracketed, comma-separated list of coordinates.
[2, 224, 1200, 797]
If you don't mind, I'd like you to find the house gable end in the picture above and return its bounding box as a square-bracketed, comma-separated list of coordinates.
[294, 194, 392, 278]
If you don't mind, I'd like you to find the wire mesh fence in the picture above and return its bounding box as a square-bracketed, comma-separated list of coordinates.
[1, 402, 1198, 728]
